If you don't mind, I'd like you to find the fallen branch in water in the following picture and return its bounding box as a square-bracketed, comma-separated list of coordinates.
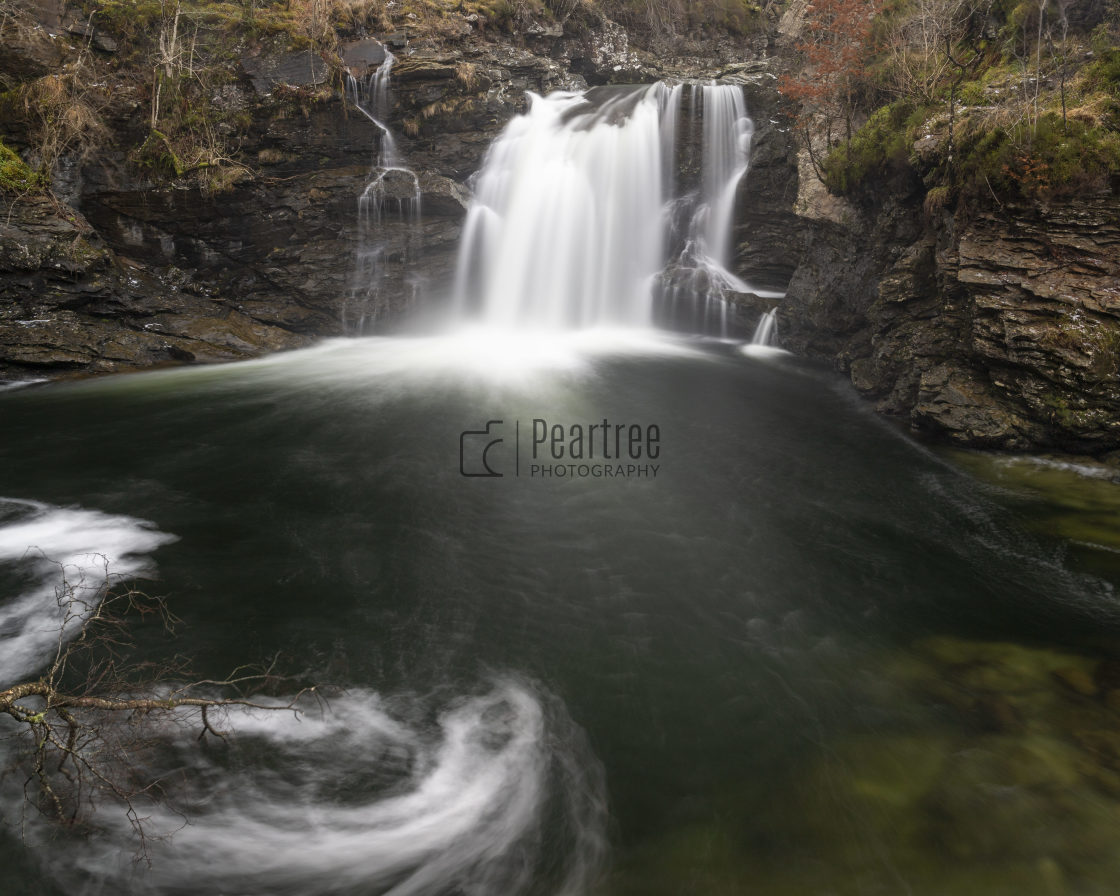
[0, 559, 318, 855]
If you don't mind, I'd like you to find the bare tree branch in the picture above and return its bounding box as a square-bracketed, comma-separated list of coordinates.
[0, 569, 316, 854]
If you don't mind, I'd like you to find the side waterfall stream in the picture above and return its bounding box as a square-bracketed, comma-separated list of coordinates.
[2, 80, 1120, 896]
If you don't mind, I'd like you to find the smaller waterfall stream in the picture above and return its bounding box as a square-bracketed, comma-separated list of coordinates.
[751, 307, 778, 346]
[345, 52, 421, 333]
[660, 83, 784, 337]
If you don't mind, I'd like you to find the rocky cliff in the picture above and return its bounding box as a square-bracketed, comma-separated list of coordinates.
[782, 166, 1120, 453]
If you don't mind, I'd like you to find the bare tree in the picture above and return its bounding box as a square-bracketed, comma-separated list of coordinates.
[0, 562, 316, 851]
[882, 0, 970, 102]
[1048, 0, 1074, 130]
[18, 48, 109, 182]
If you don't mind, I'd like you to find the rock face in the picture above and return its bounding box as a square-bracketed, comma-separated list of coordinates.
[0, 194, 309, 380]
[783, 182, 1120, 452]
[725, 68, 802, 293]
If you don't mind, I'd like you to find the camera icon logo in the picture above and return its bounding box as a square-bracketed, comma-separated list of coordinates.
[459, 420, 505, 477]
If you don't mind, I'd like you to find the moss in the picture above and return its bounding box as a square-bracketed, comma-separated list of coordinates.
[954, 114, 1120, 203]
[822, 101, 929, 194]
[0, 139, 44, 194]
[922, 184, 951, 214]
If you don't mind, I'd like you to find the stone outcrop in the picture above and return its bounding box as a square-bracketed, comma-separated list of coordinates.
[0, 194, 309, 380]
[784, 184, 1120, 452]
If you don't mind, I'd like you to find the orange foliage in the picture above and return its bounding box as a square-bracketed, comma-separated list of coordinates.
[779, 0, 883, 127]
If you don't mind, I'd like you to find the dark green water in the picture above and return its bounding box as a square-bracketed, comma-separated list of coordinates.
[2, 332, 1120, 895]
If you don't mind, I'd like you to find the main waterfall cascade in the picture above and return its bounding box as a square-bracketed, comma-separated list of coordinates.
[450, 81, 783, 337]
[344, 52, 422, 333]
[453, 84, 678, 330]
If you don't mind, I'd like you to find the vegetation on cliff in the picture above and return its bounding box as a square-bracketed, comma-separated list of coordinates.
[782, 0, 1120, 207]
[0, 136, 42, 192]
[0, 0, 777, 196]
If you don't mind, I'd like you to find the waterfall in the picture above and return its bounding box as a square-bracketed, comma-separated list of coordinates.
[453, 84, 681, 329]
[695, 82, 753, 275]
[659, 83, 784, 337]
[750, 307, 778, 346]
[445, 80, 783, 336]
[345, 51, 421, 333]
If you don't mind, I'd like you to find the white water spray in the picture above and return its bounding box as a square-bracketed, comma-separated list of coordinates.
[0, 497, 177, 684]
[0, 501, 608, 896]
[10, 678, 607, 896]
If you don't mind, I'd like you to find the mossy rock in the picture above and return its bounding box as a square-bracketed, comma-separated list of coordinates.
[0, 139, 43, 193]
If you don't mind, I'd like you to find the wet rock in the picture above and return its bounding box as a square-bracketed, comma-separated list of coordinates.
[66, 22, 117, 53]
[0, 20, 64, 83]
[374, 167, 422, 204]
[785, 182, 1120, 452]
[241, 50, 330, 94]
[913, 365, 1037, 448]
[342, 39, 387, 78]
[391, 55, 461, 83]
[417, 173, 470, 216]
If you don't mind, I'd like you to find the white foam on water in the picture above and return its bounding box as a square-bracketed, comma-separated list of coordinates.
[0, 501, 608, 895]
[35, 679, 608, 896]
[0, 498, 178, 685]
[39, 329, 714, 398]
[995, 455, 1120, 482]
[739, 343, 790, 359]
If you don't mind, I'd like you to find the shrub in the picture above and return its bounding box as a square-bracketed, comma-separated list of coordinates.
[822, 100, 928, 193]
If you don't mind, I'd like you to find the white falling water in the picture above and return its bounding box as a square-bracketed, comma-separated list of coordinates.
[751, 307, 778, 346]
[740, 306, 788, 357]
[442, 79, 790, 338]
[449, 80, 784, 336]
[665, 83, 789, 336]
[695, 82, 753, 276]
[453, 84, 681, 329]
[345, 51, 421, 332]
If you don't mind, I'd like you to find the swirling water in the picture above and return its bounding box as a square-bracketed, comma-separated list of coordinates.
[3, 332, 1120, 894]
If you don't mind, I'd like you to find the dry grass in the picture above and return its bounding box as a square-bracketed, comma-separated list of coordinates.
[455, 61, 482, 90]
[19, 57, 110, 180]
